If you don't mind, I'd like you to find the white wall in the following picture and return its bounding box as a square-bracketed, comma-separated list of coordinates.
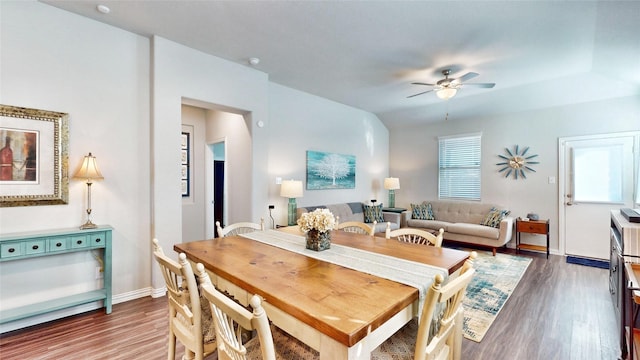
[0, 3, 391, 330]
[390, 95, 640, 254]
[0, 1, 391, 334]
[181, 106, 207, 242]
[204, 110, 252, 227]
[150, 36, 271, 289]
[180, 104, 254, 241]
[267, 83, 390, 224]
[180, 85, 391, 233]
[0, 1, 151, 330]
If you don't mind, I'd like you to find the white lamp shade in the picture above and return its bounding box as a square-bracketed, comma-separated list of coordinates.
[73, 153, 104, 180]
[280, 180, 303, 198]
[436, 88, 457, 100]
[384, 177, 400, 190]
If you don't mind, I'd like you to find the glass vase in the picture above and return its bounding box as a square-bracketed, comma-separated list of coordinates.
[305, 229, 331, 251]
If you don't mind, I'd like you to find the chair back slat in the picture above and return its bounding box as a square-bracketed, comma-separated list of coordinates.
[217, 218, 265, 237]
[336, 220, 376, 236]
[196, 263, 277, 360]
[386, 228, 444, 247]
[414, 252, 476, 360]
[152, 238, 216, 360]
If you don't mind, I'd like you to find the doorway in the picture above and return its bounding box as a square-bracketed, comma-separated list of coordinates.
[206, 139, 226, 239]
[213, 160, 224, 236]
[182, 100, 254, 241]
[559, 132, 639, 260]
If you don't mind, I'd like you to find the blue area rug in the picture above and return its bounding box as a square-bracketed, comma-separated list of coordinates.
[462, 251, 532, 342]
[566, 256, 609, 269]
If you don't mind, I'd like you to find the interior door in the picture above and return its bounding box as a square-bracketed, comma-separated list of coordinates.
[562, 134, 636, 260]
[213, 160, 224, 237]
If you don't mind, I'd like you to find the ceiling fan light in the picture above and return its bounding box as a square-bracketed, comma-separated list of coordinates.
[436, 88, 457, 100]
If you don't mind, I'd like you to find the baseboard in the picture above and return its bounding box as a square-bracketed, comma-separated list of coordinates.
[1, 287, 155, 334]
[113, 287, 154, 304]
[150, 286, 167, 298]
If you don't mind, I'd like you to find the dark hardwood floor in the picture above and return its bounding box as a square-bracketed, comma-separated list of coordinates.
[462, 249, 618, 360]
[0, 250, 619, 360]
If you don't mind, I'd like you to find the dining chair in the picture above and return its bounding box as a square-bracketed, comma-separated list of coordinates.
[371, 252, 477, 360]
[386, 228, 445, 247]
[195, 263, 320, 360]
[151, 239, 217, 360]
[216, 218, 265, 237]
[336, 220, 376, 236]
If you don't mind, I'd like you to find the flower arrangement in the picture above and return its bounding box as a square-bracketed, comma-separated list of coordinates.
[297, 208, 336, 233]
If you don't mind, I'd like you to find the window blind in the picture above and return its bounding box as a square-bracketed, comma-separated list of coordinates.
[438, 134, 481, 200]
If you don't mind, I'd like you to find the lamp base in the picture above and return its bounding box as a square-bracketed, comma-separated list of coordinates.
[287, 198, 297, 226]
[388, 190, 396, 209]
[80, 220, 98, 230]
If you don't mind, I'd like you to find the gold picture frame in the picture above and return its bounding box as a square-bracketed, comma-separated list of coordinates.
[0, 105, 69, 207]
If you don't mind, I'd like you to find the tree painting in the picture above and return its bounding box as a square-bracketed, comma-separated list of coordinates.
[306, 151, 355, 190]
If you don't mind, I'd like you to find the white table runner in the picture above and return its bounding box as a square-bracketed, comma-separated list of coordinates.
[241, 230, 448, 315]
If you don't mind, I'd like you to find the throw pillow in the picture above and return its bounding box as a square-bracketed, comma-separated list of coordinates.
[411, 203, 435, 220]
[363, 203, 384, 223]
[481, 207, 511, 228]
[425, 203, 435, 220]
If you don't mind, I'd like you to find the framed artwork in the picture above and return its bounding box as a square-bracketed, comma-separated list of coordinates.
[0, 105, 69, 207]
[306, 150, 355, 190]
[181, 132, 190, 197]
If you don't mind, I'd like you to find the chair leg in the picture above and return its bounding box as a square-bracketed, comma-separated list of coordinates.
[492, 247, 496, 256]
[452, 309, 464, 360]
[168, 332, 176, 360]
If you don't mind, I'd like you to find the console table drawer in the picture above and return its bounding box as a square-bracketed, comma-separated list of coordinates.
[1, 242, 23, 258]
[516, 220, 548, 234]
[25, 240, 46, 255]
[48, 237, 70, 252]
[89, 233, 106, 248]
[70, 235, 90, 249]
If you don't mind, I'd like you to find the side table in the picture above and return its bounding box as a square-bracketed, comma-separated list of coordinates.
[381, 207, 407, 213]
[516, 218, 549, 258]
[382, 207, 408, 228]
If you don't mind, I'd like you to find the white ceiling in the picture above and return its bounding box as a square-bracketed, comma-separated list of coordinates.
[41, 0, 640, 128]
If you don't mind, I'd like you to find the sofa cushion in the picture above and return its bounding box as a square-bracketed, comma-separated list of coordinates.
[373, 221, 399, 233]
[448, 222, 500, 240]
[298, 202, 402, 230]
[423, 200, 498, 224]
[411, 203, 434, 220]
[363, 203, 384, 223]
[406, 219, 451, 232]
[480, 208, 511, 228]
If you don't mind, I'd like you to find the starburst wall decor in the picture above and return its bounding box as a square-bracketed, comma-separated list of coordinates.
[497, 145, 539, 179]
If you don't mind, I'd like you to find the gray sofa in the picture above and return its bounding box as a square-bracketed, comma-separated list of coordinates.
[404, 200, 514, 255]
[296, 202, 400, 234]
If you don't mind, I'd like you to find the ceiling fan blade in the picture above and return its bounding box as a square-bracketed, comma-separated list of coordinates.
[463, 82, 496, 88]
[407, 89, 434, 98]
[411, 82, 436, 86]
[457, 72, 479, 82]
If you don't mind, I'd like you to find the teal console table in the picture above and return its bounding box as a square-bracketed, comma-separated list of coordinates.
[0, 226, 112, 325]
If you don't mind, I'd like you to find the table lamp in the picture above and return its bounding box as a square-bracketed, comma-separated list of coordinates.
[280, 180, 303, 226]
[74, 152, 104, 229]
[384, 177, 400, 208]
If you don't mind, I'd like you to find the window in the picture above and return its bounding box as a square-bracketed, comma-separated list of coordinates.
[572, 145, 623, 203]
[438, 133, 481, 200]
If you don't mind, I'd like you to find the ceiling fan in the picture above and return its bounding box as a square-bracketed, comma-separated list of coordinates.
[408, 69, 495, 99]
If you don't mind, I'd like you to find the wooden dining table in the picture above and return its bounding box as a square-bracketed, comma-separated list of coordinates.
[174, 227, 470, 359]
